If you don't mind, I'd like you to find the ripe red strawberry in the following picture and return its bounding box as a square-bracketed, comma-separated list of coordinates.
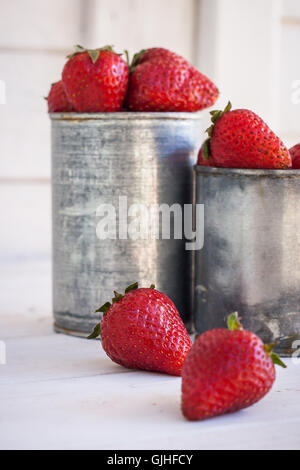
[125, 48, 219, 112]
[181, 313, 286, 421]
[88, 282, 192, 376]
[289, 144, 300, 169]
[62, 45, 129, 112]
[197, 140, 215, 167]
[204, 102, 291, 169]
[47, 81, 74, 112]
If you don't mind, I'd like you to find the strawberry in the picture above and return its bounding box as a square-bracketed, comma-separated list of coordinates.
[125, 48, 219, 112]
[88, 282, 192, 376]
[289, 144, 300, 169]
[47, 81, 74, 113]
[181, 313, 286, 421]
[62, 45, 129, 112]
[197, 140, 215, 166]
[204, 102, 291, 169]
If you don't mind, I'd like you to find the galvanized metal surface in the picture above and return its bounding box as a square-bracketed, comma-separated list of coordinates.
[51, 112, 203, 335]
[195, 166, 300, 356]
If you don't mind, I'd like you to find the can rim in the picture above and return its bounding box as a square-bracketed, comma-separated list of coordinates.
[49, 111, 202, 121]
[195, 165, 300, 178]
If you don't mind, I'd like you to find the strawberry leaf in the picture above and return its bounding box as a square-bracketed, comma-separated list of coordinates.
[270, 352, 287, 369]
[264, 344, 287, 368]
[129, 49, 147, 72]
[211, 110, 223, 124]
[203, 139, 211, 161]
[87, 323, 101, 339]
[264, 343, 276, 354]
[125, 282, 139, 294]
[124, 50, 130, 67]
[224, 101, 232, 113]
[95, 301, 111, 314]
[205, 125, 214, 138]
[88, 49, 100, 64]
[66, 45, 116, 63]
[204, 101, 233, 161]
[206, 101, 232, 137]
[227, 312, 243, 331]
[112, 291, 123, 303]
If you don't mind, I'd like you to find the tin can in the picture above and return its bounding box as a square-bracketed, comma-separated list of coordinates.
[51, 112, 202, 336]
[194, 166, 300, 356]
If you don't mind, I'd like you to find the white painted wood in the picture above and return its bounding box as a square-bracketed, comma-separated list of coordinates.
[0, 183, 51, 261]
[0, 0, 299, 185]
[0, 321, 132, 385]
[0, 260, 51, 317]
[196, 0, 219, 81]
[0, 315, 299, 450]
[282, 0, 300, 18]
[1, 314, 52, 339]
[197, 0, 300, 146]
[0, 0, 81, 50]
[85, 0, 197, 63]
[279, 22, 300, 145]
[0, 51, 66, 179]
[197, 0, 282, 129]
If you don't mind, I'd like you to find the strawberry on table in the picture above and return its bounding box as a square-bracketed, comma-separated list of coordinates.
[47, 81, 74, 113]
[289, 144, 300, 169]
[88, 283, 192, 376]
[125, 47, 219, 112]
[204, 102, 291, 169]
[62, 45, 129, 112]
[181, 313, 286, 421]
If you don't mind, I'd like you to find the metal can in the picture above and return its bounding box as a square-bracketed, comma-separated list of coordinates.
[195, 166, 300, 356]
[51, 112, 202, 336]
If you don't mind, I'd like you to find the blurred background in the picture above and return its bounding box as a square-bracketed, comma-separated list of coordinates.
[0, 0, 299, 319]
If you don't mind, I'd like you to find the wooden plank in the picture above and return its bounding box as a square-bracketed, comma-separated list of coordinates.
[0, 315, 53, 339]
[0, 52, 66, 179]
[0, 184, 51, 261]
[1, 372, 299, 450]
[0, 316, 299, 449]
[0, 333, 133, 386]
[279, 24, 300, 142]
[0, 261, 51, 317]
[196, 0, 283, 130]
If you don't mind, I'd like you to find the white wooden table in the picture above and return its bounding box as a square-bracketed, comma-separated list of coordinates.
[1, 310, 300, 450]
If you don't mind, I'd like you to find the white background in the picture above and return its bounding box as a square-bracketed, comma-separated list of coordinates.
[0, 0, 300, 317]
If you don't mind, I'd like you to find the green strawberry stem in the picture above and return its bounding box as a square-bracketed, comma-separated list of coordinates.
[202, 139, 211, 161]
[87, 323, 101, 339]
[87, 282, 156, 339]
[204, 101, 232, 160]
[128, 49, 147, 72]
[125, 282, 139, 294]
[67, 45, 116, 64]
[124, 50, 130, 68]
[112, 291, 123, 304]
[95, 302, 111, 314]
[264, 344, 287, 369]
[227, 313, 287, 369]
[227, 312, 243, 331]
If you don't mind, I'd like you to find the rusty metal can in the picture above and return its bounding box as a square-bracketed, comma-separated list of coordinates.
[51, 112, 202, 336]
[195, 166, 300, 356]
